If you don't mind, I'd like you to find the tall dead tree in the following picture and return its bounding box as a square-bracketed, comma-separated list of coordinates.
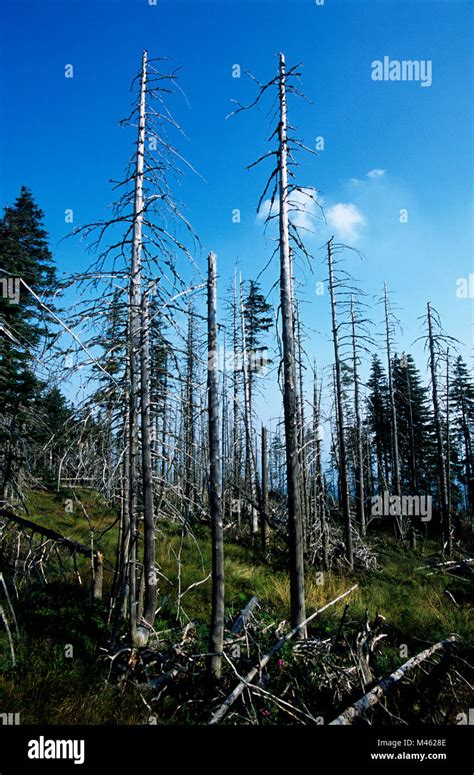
[230, 51, 317, 633]
[278, 53, 306, 632]
[427, 302, 452, 555]
[313, 364, 328, 569]
[351, 296, 366, 537]
[383, 283, 402, 539]
[208, 252, 224, 679]
[184, 307, 197, 521]
[136, 286, 157, 646]
[445, 348, 451, 522]
[240, 275, 258, 535]
[128, 49, 148, 644]
[232, 269, 241, 526]
[261, 424, 268, 553]
[67, 48, 200, 646]
[327, 239, 353, 568]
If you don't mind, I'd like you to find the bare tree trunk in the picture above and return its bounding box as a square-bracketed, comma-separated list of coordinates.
[427, 303, 451, 554]
[261, 425, 268, 553]
[232, 269, 241, 527]
[459, 380, 473, 527]
[446, 348, 451, 525]
[128, 49, 148, 643]
[313, 366, 328, 569]
[296, 307, 309, 551]
[404, 359, 418, 494]
[278, 53, 306, 634]
[384, 283, 402, 539]
[240, 276, 258, 535]
[327, 239, 353, 568]
[184, 308, 196, 522]
[135, 288, 157, 647]
[351, 297, 366, 537]
[208, 252, 225, 679]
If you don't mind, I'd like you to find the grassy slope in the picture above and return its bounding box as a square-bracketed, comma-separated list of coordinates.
[0, 489, 471, 723]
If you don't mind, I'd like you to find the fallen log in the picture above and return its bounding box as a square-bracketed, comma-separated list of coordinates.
[230, 596, 259, 634]
[0, 508, 103, 600]
[209, 584, 358, 725]
[0, 508, 94, 556]
[416, 558, 474, 572]
[329, 635, 457, 725]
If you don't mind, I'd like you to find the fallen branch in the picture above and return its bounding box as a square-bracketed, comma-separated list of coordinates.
[329, 635, 457, 725]
[0, 508, 103, 599]
[0, 508, 95, 558]
[416, 558, 474, 572]
[209, 584, 358, 725]
[230, 596, 259, 634]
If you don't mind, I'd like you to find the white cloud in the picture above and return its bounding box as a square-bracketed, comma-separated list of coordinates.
[349, 177, 361, 186]
[257, 187, 323, 231]
[367, 168, 386, 179]
[326, 203, 365, 241]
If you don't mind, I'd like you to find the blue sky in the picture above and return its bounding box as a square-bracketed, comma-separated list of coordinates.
[0, 0, 472, 426]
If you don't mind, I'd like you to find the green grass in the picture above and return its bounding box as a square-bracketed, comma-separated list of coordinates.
[0, 488, 472, 723]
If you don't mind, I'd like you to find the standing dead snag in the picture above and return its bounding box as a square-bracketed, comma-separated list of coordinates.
[208, 252, 225, 679]
[278, 53, 306, 634]
[128, 49, 148, 645]
[327, 239, 353, 568]
[427, 302, 452, 555]
[261, 425, 268, 552]
[383, 283, 402, 539]
[351, 296, 366, 538]
[136, 287, 157, 646]
[240, 275, 258, 535]
[230, 52, 316, 634]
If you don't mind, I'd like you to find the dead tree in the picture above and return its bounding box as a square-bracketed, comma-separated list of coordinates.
[135, 287, 157, 646]
[231, 269, 242, 526]
[184, 306, 197, 521]
[229, 51, 325, 631]
[63, 48, 201, 646]
[240, 275, 258, 535]
[261, 424, 268, 553]
[128, 49, 148, 645]
[445, 348, 451, 523]
[278, 53, 306, 631]
[312, 365, 328, 568]
[350, 296, 366, 537]
[383, 283, 402, 539]
[426, 302, 452, 555]
[327, 239, 353, 568]
[208, 252, 224, 679]
[330, 635, 457, 725]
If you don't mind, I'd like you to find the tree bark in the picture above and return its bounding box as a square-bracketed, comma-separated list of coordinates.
[351, 297, 366, 537]
[135, 288, 157, 647]
[261, 425, 268, 553]
[208, 252, 225, 680]
[128, 49, 148, 643]
[384, 283, 402, 539]
[327, 239, 353, 568]
[278, 52, 306, 633]
[427, 302, 452, 555]
[329, 636, 456, 725]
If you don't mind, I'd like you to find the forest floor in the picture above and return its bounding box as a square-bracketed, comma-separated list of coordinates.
[0, 488, 472, 724]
